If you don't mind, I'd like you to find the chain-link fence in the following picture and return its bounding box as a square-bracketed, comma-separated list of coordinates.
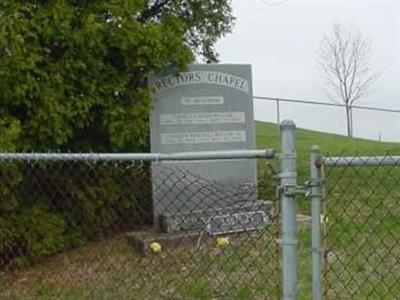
[2, 123, 399, 300]
[0, 151, 281, 299]
[322, 155, 400, 299]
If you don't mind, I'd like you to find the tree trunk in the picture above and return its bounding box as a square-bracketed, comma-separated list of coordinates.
[349, 106, 354, 137]
[345, 105, 352, 137]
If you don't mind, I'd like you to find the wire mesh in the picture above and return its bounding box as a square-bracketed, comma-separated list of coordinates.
[323, 155, 400, 299]
[0, 155, 280, 299]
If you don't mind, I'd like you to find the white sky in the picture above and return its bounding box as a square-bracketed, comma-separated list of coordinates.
[216, 0, 400, 142]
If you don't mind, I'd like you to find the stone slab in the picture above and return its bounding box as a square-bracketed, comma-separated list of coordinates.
[126, 230, 204, 254]
[207, 210, 269, 236]
[159, 200, 273, 233]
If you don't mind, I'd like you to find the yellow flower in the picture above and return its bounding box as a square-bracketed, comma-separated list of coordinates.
[320, 214, 329, 224]
[150, 242, 162, 253]
[217, 237, 229, 247]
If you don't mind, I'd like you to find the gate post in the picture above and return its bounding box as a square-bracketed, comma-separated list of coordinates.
[280, 120, 297, 300]
[310, 146, 323, 300]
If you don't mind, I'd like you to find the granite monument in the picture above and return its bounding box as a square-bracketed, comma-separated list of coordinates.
[149, 64, 271, 234]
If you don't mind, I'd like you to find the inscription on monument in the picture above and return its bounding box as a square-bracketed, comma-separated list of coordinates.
[160, 112, 245, 125]
[154, 71, 249, 93]
[181, 96, 224, 106]
[160, 130, 246, 145]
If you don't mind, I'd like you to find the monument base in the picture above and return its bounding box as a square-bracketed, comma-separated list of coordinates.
[126, 213, 314, 255]
[126, 200, 275, 254]
[159, 200, 274, 234]
[126, 230, 207, 254]
[126, 226, 268, 255]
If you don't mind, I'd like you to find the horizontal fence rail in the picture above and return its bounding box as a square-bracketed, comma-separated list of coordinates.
[324, 155, 400, 166]
[0, 149, 276, 162]
[253, 96, 400, 114]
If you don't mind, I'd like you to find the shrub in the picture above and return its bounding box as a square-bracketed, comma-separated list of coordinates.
[0, 160, 152, 269]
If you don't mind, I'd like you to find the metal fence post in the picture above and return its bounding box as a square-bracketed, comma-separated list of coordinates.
[310, 146, 323, 300]
[276, 98, 281, 136]
[280, 119, 297, 300]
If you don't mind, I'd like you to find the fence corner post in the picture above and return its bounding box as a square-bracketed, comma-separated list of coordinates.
[310, 145, 323, 300]
[280, 119, 297, 300]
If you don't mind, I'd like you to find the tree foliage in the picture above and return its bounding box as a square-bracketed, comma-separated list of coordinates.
[0, 0, 234, 268]
[317, 23, 380, 137]
[0, 0, 234, 151]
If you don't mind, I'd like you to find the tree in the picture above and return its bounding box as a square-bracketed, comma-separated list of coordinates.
[0, 1, 235, 266]
[0, 0, 234, 151]
[317, 23, 380, 137]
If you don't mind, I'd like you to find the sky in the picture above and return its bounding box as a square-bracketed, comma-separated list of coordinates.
[216, 0, 399, 142]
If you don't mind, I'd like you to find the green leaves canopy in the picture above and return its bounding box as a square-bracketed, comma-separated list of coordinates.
[0, 0, 234, 151]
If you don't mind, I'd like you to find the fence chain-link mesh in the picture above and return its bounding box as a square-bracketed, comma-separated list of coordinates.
[0, 156, 281, 299]
[323, 155, 400, 299]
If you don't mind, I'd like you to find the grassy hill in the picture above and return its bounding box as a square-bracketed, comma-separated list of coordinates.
[255, 121, 399, 155]
[256, 121, 399, 178]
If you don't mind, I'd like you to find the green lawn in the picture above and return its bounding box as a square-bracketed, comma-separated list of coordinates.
[1, 121, 399, 299]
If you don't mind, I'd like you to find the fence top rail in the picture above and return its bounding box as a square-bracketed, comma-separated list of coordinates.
[0, 149, 276, 162]
[253, 96, 400, 114]
[324, 156, 400, 167]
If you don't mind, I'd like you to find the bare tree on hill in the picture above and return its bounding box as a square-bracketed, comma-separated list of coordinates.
[317, 23, 380, 137]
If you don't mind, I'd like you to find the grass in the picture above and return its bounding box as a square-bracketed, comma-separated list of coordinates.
[1, 121, 399, 299]
[1, 230, 281, 299]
